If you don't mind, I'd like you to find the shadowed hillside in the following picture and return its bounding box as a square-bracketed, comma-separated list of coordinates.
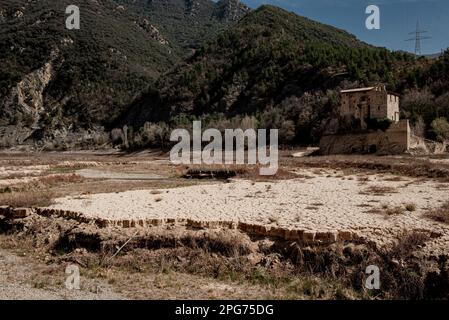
[0, 0, 248, 147]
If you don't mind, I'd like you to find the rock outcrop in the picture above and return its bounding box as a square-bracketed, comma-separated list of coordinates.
[1, 57, 55, 126]
[213, 0, 250, 22]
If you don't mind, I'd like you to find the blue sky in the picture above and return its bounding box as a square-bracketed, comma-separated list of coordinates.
[239, 0, 449, 54]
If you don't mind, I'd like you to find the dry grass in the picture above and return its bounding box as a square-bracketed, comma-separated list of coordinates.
[382, 176, 406, 182]
[367, 204, 407, 216]
[424, 202, 449, 224]
[361, 185, 397, 196]
[286, 155, 449, 182]
[268, 216, 279, 224]
[385, 206, 406, 216]
[3, 213, 449, 300]
[181, 164, 297, 181]
[38, 173, 83, 184]
[0, 189, 55, 207]
[0, 186, 12, 194]
[357, 176, 370, 184]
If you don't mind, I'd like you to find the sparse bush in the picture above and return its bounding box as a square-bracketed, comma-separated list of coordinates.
[37, 174, 84, 186]
[362, 185, 397, 196]
[431, 117, 449, 143]
[405, 203, 417, 212]
[0, 190, 55, 207]
[425, 201, 449, 224]
[386, 206, 406, 215]
[0, 186, 12, 194]
[111, 128, 124, 146]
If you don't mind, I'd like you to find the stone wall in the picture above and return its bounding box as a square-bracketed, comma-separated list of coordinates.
[386, 94, 400, 122]
[320, 120, 410, 155]
[340, 88, 400, 123]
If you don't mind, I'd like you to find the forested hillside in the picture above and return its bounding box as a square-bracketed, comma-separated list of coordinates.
[1, 2, 448, 149]
[0, 0, 248, 147]
[124, 5, 441, 148]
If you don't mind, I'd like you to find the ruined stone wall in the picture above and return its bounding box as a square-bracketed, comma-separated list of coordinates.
[340, 93, 353, 117]
[386, 94, 400, 122]
[341, 90, 398, 122]
[341, 92, 369, 119]
[320, 120, 410, 155]
[369, 90, 388, 119]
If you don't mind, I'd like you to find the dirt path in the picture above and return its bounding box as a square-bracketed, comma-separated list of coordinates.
[0, 248, 123, 300]
[0, 246, 283, 300]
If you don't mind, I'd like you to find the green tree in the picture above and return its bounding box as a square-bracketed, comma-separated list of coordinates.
[431, 117, 449, 142]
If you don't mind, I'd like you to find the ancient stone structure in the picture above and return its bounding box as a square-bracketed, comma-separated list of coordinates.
[320, 85, 410, 155]
[320, 120, 411, 155]
[340, 85, 400, 129]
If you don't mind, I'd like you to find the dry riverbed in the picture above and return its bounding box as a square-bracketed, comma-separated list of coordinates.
[1, 151, 449, 300]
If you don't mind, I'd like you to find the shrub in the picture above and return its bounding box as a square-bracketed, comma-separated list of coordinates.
[111, 128, 124, 146]
[431, 117, 449, 142]
[405, 203, 417, 212]
[425, 202, 449, 224]
[0, 190, 55, 207]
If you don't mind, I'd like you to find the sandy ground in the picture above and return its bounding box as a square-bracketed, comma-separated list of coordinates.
[50, 169, 449, 250]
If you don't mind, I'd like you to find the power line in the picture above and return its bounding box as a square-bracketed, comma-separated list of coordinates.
[405, 20, 431, 55]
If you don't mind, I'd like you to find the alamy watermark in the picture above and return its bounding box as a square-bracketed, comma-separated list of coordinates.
[65, 5, 80, 30]
[365, 265, 380, 290]
[366, 5, 380, 30]
[170, 121, 279, 175]
[65, 264, 80, 290]
[65, 4, 380, 31]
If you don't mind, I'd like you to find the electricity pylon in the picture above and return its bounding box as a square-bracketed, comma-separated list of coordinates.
[405, 20, 431, 56]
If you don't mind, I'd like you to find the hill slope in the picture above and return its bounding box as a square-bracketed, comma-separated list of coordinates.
[123, 5, 418, 146]
[0, 0, 249, 147]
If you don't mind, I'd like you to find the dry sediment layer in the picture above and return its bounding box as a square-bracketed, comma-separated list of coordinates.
[0, 206, 365, 245]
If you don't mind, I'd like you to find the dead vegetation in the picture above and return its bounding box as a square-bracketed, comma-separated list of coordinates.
[385, 206, 406, 216]
[0, 174, 85, 208]
[1, 152, 449, 299]
[287, 155, 449, 182]
[181, 164, 297, 181]
[361, 185, 397, 196]
[37, 174, 84, 186]
[405, 203, 417, 212]
[0, 214, 448, 300]
[0, 189, 55, 207]
[368, 203, 416, 216]
[425, 201, 449, 224]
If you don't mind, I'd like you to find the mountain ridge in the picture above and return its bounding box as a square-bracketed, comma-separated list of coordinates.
[1, 2, 448, 149]
[0, 0, 249, 147]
